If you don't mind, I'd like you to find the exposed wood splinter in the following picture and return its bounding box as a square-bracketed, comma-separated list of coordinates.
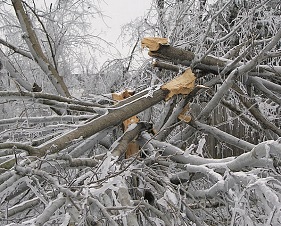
[178, 103, 192, 123]
[112, 89, 140, 158]
[161, 68, 196, 101]
[141, 37, 169, 51]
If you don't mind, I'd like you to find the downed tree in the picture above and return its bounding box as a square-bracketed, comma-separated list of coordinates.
[1, 0, 281, 225]
[1, 36, 281, 224]
[0, 68, 195, 161]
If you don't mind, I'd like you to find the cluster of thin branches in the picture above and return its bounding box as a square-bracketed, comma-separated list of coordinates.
[1, 0, 281, 225]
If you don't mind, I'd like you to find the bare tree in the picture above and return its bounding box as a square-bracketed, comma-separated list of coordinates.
[1, 0, 281, 225]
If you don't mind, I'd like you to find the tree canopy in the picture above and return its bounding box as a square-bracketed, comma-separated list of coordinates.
[0, 0, 281, 225]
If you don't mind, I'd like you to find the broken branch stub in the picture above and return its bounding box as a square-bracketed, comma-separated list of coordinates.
[161, 68, 196, 101]
[112, 89, 140, 130]
[178, 103, 192, 123]
[141, 37, 169, 51]
[112, 89, 140, 158]
[112, 89, 135, 101]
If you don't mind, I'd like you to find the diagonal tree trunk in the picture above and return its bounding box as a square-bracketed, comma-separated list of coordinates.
[11, 0, 70, 97]
[0, 87, 169, 158]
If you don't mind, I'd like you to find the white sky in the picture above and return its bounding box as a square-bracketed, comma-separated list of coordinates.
[96, 0, 152, 67]
[33, 0, 153, 69]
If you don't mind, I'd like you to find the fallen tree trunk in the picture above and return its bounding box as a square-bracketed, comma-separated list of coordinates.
[0, 88, 168, 158]
[2, 68, 195, 158]
[0, 70, 196, 174]
[37, 88, 169, 156]
[148, 45, 229, 74]
[143, 37, 281, 78]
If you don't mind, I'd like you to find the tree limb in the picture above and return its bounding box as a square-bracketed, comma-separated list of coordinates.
[35, 88, 168, 156]
[111, 122, 153, 157]
[0, 38, 33, 59]
[12, 0, 70, 97]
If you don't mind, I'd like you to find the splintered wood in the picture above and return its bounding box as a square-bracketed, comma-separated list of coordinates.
[112, 89, 140, 158]
[178, 103, 192, 123]
[112, 89, 139, 131]
[161, 68, 196, 101]
[112, 89, 135, 101]
[141, 37, 169, 51]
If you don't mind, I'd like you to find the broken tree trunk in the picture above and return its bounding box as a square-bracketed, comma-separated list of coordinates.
[141, 36, 281, 78]
[112, 89, 140, 158]
[111, 122, 153, 158]
[2, 88, 167, 157]
[142, 37, 229, 74]
[3, 68, 195, 158]
[35, 88, 168, 156]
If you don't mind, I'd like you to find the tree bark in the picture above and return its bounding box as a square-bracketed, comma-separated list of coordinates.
[147, 34, 281, 77]
[148, 45, 229, 74]
[12, 0, 70, 97]
[36, 88, 169, 156]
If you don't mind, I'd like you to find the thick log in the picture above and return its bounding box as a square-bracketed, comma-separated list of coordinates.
[146, 40, 281, 78]
[148, 45, 230, 74]
[111, 122, 153, 157]
[12, 0, 70, 97]
[37, 88, 169, 156]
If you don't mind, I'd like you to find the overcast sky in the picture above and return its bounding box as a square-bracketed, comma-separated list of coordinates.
[36, 0, 153, 68]
[96, 0, 152, 66]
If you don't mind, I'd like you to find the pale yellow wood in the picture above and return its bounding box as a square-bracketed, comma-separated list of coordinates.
[161, 68, 196, 101]
[141, 37, 168, 51]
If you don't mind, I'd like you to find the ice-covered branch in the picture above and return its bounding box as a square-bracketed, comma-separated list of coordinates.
[148, 138, 235, 165]
[189, 120, 255, 151]
[12, 0, 70, 97]
[0, 48, 33, 91]
[233, 84, 281, 137]
[118, 187, 139, 226]
[0, 38, 33, 59]
[0, 115, 93, 126]
[249, 76, 281, 105]
[15, 165, 78, 198]
[34, 195, 65, 226]
[133, 200, 172, 225]
[111, 122, 153, 157]
[88, 197, 118, 226]
[0, 91, 105, 108]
